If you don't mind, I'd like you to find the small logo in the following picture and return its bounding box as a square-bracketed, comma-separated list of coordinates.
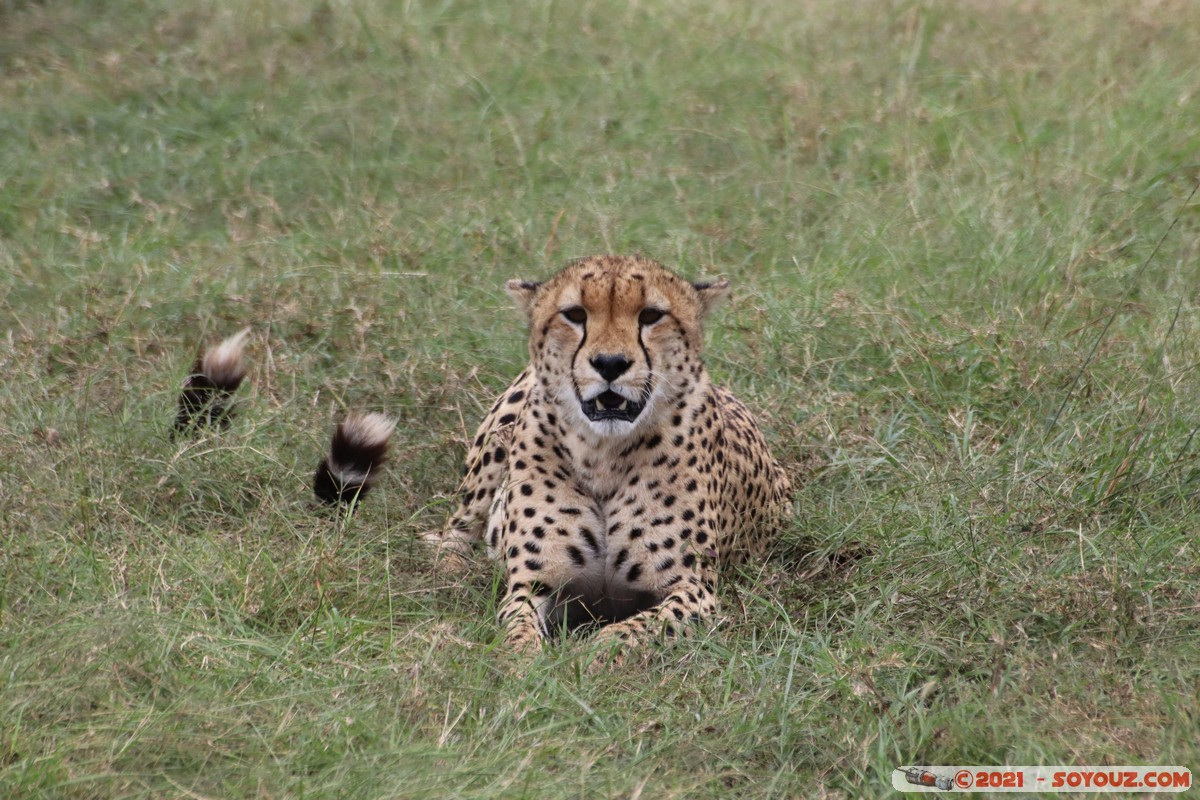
[901, 767, 954, 791]
[892, 765, 1191, 793]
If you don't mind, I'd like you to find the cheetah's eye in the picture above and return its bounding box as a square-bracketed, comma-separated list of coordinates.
[638, 308, 665, 326]
[561, 306, 587, 324]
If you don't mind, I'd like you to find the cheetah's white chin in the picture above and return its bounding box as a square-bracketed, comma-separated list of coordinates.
[584, 416, 642, 437]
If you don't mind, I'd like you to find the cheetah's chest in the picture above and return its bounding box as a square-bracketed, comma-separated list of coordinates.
[488, 446, 701, 628]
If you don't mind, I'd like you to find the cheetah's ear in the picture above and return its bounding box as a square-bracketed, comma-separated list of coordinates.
[505, 279, 541, 320]
[693, 278, 731, 319]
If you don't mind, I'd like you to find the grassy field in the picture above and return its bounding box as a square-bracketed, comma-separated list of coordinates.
[2, 0, 1199, 796]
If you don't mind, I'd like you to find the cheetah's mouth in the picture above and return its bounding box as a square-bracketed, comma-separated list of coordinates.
[582, 390, 644, 423]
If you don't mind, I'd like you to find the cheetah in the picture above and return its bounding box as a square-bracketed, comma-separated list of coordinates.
[428, 256, 792, 653]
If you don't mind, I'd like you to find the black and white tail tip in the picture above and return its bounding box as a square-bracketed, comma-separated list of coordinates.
[313, 412, 396, 506]
[173, 328, 251, 436]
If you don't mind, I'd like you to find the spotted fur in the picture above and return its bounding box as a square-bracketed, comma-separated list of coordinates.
[427, 256, 791, 654]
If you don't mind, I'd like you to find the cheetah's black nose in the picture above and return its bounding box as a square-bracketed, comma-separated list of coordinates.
[590, 353, 632, 383]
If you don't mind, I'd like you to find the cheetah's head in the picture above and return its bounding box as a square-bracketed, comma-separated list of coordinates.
[506, 256, 729, 439]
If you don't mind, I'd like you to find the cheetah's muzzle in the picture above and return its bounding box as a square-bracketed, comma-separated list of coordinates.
[582, 390, 644, 423]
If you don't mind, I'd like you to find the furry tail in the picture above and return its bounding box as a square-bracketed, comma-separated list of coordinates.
[173, 328, 251, 435]
[313, 412, 396, 505]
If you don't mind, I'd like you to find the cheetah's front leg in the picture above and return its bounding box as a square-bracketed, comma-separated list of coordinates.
[592, 570, 719, 657]
[496, 583, 549, 653]
[492, 457, 607, 654]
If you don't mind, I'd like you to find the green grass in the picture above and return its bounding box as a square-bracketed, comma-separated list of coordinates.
[2, 0, 1199, 796]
